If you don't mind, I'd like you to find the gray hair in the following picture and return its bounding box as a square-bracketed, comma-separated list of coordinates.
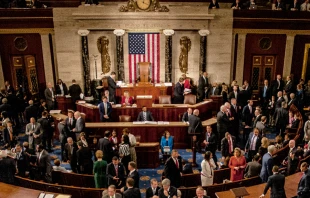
[177, 189, 182, 197]
[220, 105, 226, 111]
[162, 178, 171, 186]
[268, 145, 276, 154]
[2, 98, 7, 104]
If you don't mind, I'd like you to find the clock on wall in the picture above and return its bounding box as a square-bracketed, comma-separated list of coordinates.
[259, 37, 272, 50]
[136, 0, 151, 10]
[119, 0, 169, 12]
[14, 37, 28, 51]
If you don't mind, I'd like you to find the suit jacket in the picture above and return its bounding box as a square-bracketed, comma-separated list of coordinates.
[164, 156, 182, 188]
[98, 137, 113, 163]
[15, 151, 28, 176]
[108, 76, 117, 103]
[260, 152, 274, 182]
[55, 83, 68, 95]
[273, 107, 288, 126]
[25, 122, 42, 145]
[24, 105, 39, 122]
[230, 104, 240, 125]
[259, 86, 271, 101]
[205, 132, 217, 153]
[64, 142, 78, 163]
[107, 162, 126, 186]
[146, 186, 160, 198]
[37, 117, 52, 138]
[173, 82, 184, 104]
[288, 98, 298, 107]
[244, 161, 262, 178]
[188, 114, 203, 134]
[37, 150, 52, 182]
[99, 102, 113, 121]
[68, 84, 82, 102]
[182, 112, 191, 122]
[210, 86, 220, 96]
[128, 169, 140, 188]
[228, 91, 239, 103]
[102, 192, 122, 198]
[221, 136, 236, 157]
[65, 117, 76, 133]
[158, 186, 178, 198]
[271, 79, 284, 96]
[245, 132, 261, 151]
[75, 117, 85, 133]
[3, 127, 13, 146]
[44, 88, 55, 104]
[137, 111, 154, 121]
[123, 187, 141, 198]
[284, 81, 293, 95]
[275, 97, 285, 109]
[77, 147, 93, 167]
[263, 173, 286, 198]
[242, 105, 254, 126]
[252, 114, 262, 128]
[198, 76, 209, 95]
[297, 170, 310, 197]
[216, 111, 230, 133]
[0, 103, 12, 115]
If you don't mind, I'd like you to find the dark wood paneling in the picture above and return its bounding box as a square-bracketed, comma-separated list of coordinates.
[41, 0, 80, 7]
[0, 34, 46, 97]
[292, 35, 310, 81]
[243, 34, 286, 82]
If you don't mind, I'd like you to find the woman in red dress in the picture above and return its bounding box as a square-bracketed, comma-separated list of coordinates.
[228, 147, 246, 181]
[121, 91, 133, 106]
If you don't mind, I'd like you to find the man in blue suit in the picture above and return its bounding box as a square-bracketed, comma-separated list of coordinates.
[99, 96, 112, 122]
[260, 145, 276, 182]
[297, 162, 310, 198]
[260, 165, 286, 198]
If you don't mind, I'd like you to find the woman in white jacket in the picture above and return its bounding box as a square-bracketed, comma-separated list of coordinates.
[201, 151, 216, 186]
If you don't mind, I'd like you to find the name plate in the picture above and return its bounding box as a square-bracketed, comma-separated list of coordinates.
[136, 95, 152, 99]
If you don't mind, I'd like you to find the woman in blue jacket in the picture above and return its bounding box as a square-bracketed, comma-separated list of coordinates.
[160, 131, 173, 154]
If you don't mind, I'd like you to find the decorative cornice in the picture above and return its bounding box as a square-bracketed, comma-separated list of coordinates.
[163, 29, 174, 36]
[233, 28, 309, 35]
[113, 29, 125, 36]
[198, 29, 210, 36]
[0, 28, 54, 34]
[78, 29, 90, 36]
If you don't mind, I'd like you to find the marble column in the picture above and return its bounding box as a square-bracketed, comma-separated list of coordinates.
[114, 29, 125, 81]
[163, 29, 174, 82]
[235, 33, 247, 84]
[40, 33, 54, 85]
[283, 34, 296, 78]
[198, 30, 210, 73]
[78, 29, 91, 97]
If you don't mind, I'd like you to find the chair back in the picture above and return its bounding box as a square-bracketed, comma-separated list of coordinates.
[62, 172, 84, 187]
[52, 171, 64, 184]
[159, 95, 171, 104]
[184, 94, 196, 105]
[136, 135, 141, 144]
[119, 115, 132, 122]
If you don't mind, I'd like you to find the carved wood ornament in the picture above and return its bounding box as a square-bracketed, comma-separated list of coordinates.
[119, 0, 169, 12]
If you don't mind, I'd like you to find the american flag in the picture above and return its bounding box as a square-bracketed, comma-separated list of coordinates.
[128, 33, 160, 83]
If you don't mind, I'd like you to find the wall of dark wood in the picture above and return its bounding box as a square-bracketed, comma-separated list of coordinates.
[292, 35, 310, 82]
[0, 34, 46, 96]
[243, 34, 286, 82]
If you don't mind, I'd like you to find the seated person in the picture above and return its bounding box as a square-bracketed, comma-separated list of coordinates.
[121, 91, 134, 106]
[209, 0, 220, 9]
[244, 155, 262, 178]
[283, 134, 290, 147]
[274, 135, 283, 150]
[160, 131, 174, 154]
[52, 159, 69, 173]
[79, 132, 89, 147]
[137, 106, 154, 121]
[231, 0, 243, 9]
[291, 114, 300, 129]
[182, 159, 193, 174]
[289, 0, 301, 11]
[273, 0, 286, 10]
[218, 156, 230, 169]
[288, 111, 294, 127]
[300, 0, 310, 11]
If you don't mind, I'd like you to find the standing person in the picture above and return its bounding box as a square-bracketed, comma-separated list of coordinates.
[173, 77, 184, 104]
[15, 144, 28, 177]
[230, 98, 240, 142]
[3, 121, 16, 148]
[181, 108, 193, 122]
[37, 100, 48, 119]
[24, 100, 38, 123]
[158, 178, 178, 198]
[98, 131, 113, 163]
[119, 135, 131, 174]
[55, 79, 68, 96]
[65, 110, 76, 141]
[217, 105, 230, 150]
[198, 72, 209, 101]
[68, 79, 82, 110]
[297, 162, 310, 198]
[99, 96, 112, 122]
[108, 72, 117, 104]
[32, 144, 52, 183]
[44, 82, 55, 111]
[244, 154, 262, 178]
[228, 147, 246, 181]
[245, 128, 261, 162]
[201, 151, 216, 186]
[284, 76, 294, 100]
[123, 178, 141, 198]
[260, 145, 276, 182]
[122, 128, 137, 163]
[146, 178, 160, 198]
[260, 165, 286, 198]
[242, 100, 254, 127]
[76, 141, 93, 174]
[259, 80, 271, 109]
[37, 111, 53, 152]
[160, 131, 174, 154]
[188, 109, 203, 152]
[127, 161, 140, 188]
[221, 132, 236, 158]
[72, 111, 85, 141]
[93, 150, 107, 188]
[271, 74, 284, 97]
[25, 117, 42, 149]
[58, 119, 67, 161]
[164, 149, 182, 188]
[203, 125, 217, 165]
[64, 137, 78, 173]
[274, 101, 288, 137]
[107, 156, 126, 188]
[0, 150, 16, 184]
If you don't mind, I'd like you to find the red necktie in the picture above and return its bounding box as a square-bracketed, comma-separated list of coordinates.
[175, 158, 179, 169]
[115, 165, 118, 177]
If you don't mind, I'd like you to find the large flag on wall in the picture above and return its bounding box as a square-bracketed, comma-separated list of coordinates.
[128, 33, 160, 83]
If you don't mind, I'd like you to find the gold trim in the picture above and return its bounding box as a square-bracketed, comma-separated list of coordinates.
[302, 44, 310, 80]
[233, 28, 310, 35]
[0, 28, 54, 34]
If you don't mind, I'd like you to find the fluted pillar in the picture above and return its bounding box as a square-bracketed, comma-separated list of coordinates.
[78, 29, 91, 97]
[163, 29, 174, 82]
[114, 29, 125, 81]
[198, 30, 210, 73]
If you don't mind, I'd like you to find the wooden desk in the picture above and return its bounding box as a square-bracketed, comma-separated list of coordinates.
[215, 173, 300, 198]
[77, 100, 214, 122]
[56, 96, 73, 114]
[136, 142, 160, 168]
[0, 182, 69, 198]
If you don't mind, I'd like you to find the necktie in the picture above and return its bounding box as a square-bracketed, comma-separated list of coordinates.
[213, 87, 215, 95]
[153, 188, 156, 195]
[175, 158, 179, 169]
[234, 105, 237, 112]
[249, 106, 252, 114]
[9, 128, 13, 141]
[32, 124, 35, 130]
[104, 103, 107, 115]
[115, 165, 118, 177]
[234, 91, 237, 100]
[228, 139, 232, 153]
[250, 136, 256, 150]
[143, 112, 146, 121]
[70, 118, 72, 126]
[263, 86, 266, 98]
[277, 80, 280, 89]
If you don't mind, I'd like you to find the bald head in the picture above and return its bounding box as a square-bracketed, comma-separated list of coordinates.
[74, 111, 81, 119]
[193, 109, 199, 116]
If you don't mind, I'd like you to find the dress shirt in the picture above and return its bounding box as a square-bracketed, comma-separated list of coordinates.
[250, 135, 257, 150]
[129, 169, 136, 176]
[59, 84, 64, 95]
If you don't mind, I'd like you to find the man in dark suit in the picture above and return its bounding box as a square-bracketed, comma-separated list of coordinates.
[242, 100, 254, 127]
[0, 98, 12, 116]
[203, 125, 217, 164]
[33, 144, 52, 183]
[76, 141, 93, 174]
[228, 85, 239, 103]
[127, 161, 140, 188]
[230, 98, 240, 141]
[99, 96, 112, 122]
[260, 145, 276, 182]
[107, 156, 126, 188]
[221, 132, 236, 158]
[24, 100, 39, 122]
[188, 109, 203, 152]
[173, 77, 184, 104]
[209, 83, 220, 97]
[260, 165, 286, 198]
[274, 101, 288, 137]
[259, 80, 271, 109]
[65, 110, 76, 141]
[198, 72, 209, 101]
[4, 81, 14, 94]
[244, 154, 262, 178]
[58, 119, 67, 161]
[64, 137, 78, 173]
[181, 107, 192, 122]
[275, 91, 285, 109]
[238, 85, 249, 108]
[194, 186, 210, 198]
[288, 93, 298, 107]
[37, 111, 53, 152]
[158, 178, 178, 198]
[98, 131, 113, 163]
[137, 106, 154, 121]
[217, 105, 231, 150]
[243, 80, 252, 101]
[245, 128, 261, 161]
[297, 162, 310, 198]
[73, 111, 85, 140]
[44, 82, 55, 111]
[164, 150, 182, 188]
[252, 109, 262, 128]
[15, 144, 28, 177]
[123, 178, 141, 198]
[108, 72, 117, 104]
[146, 178, 160, 198]
[3, 121, 15, 148]
[55, 79, 68, 95]
[284, 76, 294, 100]
[271, 74, 284, 97]
[68, 79, 82, 110]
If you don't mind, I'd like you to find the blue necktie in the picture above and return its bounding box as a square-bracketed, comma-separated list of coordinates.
[263, 86, 266, 98]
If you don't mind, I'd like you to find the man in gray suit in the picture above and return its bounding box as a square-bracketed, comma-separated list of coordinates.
[44, 82, 55, 111]
[244, 154, 262, 178]
[137, 106, 154, 121]
[102, 185, 122, 198]
[73, 111, 85, 140]
[25, 117, 42, 149]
